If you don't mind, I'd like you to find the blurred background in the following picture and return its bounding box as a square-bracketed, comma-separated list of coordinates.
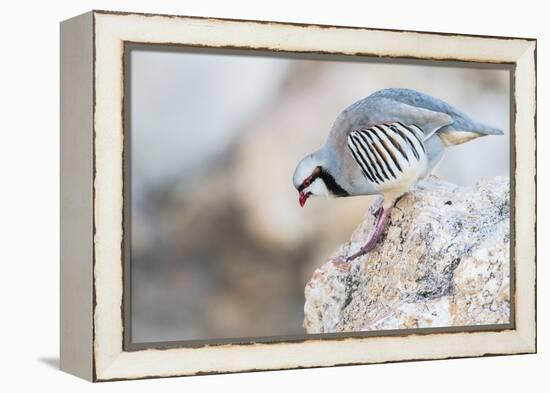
[129, 47, 510, 343]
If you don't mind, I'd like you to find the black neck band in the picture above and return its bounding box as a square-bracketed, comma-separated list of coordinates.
[318, 168, 349, 197]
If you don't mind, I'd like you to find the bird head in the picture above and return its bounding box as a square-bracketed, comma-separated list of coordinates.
[292, 153, 331, 208]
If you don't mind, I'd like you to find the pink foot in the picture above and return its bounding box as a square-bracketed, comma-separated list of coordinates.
[346, 206, 392, 262]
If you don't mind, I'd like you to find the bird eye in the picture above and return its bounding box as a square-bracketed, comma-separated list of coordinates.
[300, 173, 318, 191]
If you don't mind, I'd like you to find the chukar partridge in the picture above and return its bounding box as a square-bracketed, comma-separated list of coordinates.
[293, 88, 502, 261]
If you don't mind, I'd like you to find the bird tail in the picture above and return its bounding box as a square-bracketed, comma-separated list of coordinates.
[437, 122, 503, 147]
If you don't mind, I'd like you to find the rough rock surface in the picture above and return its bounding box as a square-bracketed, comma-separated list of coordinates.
[304, 176, 510, 333]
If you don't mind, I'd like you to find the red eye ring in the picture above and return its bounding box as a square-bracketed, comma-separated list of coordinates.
[302, 175, 313, 188]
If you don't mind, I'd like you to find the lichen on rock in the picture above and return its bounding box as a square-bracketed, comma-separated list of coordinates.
[303, 175, 510, 334]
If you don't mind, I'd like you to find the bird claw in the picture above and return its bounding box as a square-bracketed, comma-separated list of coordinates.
[346, 247, 371, 262]
[330, 256, 351, 269]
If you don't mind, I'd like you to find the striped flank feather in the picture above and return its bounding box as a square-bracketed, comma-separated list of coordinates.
[347, 122, 427, 188]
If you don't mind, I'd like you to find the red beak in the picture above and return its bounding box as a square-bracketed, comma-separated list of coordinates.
[299, 191, 309, 207]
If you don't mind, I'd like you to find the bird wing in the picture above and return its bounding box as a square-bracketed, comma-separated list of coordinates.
[368, 90, 503, 144]
[371, 99, 454, 141]
[346, 122, 428, 188]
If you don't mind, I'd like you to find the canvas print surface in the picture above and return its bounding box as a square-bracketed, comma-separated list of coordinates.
[126, 47, 510, 344]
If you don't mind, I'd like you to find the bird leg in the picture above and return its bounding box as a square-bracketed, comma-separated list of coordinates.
[346, 205, 392, 262]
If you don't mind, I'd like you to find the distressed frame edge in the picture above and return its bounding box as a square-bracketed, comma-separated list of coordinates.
[512, 40, 537, 354]
[92, 8, 537, 42]
[89, 11, 537, 382]
[59, 11, 95, 381]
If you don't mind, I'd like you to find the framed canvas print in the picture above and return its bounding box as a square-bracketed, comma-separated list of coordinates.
[60, 10, 537, 381]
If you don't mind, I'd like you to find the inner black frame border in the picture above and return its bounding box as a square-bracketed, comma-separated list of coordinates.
[122, 42, 517, 352]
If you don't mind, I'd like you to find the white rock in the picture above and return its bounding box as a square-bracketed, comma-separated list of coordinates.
[303, 175, 510, 333]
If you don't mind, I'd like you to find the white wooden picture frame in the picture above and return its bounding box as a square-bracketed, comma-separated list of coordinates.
[60, 10, 536, 381]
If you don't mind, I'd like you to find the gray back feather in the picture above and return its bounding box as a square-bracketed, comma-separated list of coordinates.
[322, 88, 502, 194]
[368, 88, 502, 135]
